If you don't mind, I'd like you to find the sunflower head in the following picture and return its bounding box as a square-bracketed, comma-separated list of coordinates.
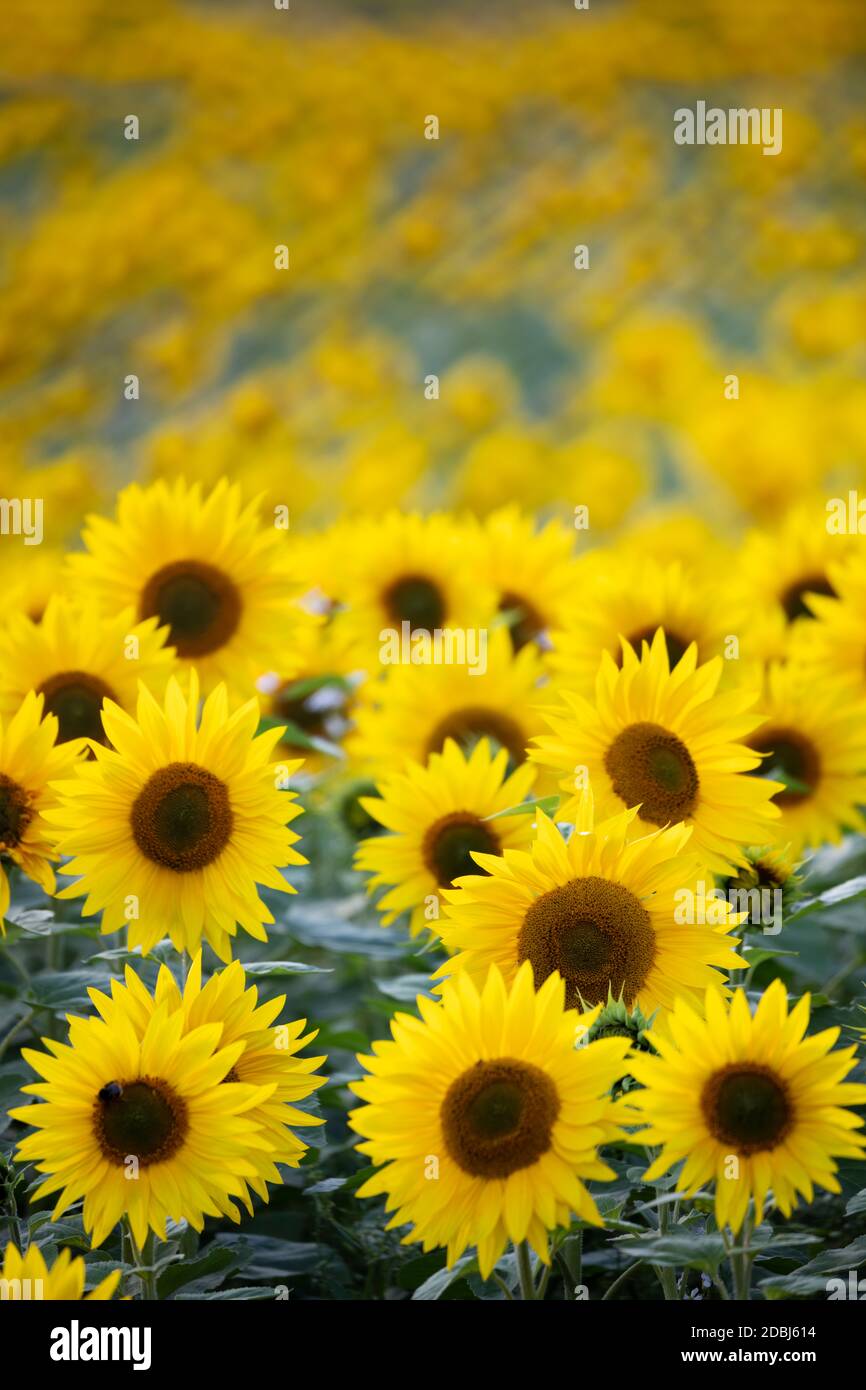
[354, 736, 536, 936]
[435, 798, 747, 1021]
[533, 629, 782, 873]
[628, 980, 866, 1233]
[349, 963, 631, 1278]
[45, 671, 306, 960]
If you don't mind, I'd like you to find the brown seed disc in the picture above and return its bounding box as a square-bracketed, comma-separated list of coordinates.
[0, 773, 33, 849]
[93, 1075, 189, 1166]
[749, 725, 820, 807]
[38, 669, 117, 745]
[426, 708, 527, 766]
[382, 573, 446, 631]
[441, 1057, 560, 1178]
[517, 875, 656, 1008]
[421, 811, 501, 886]
[700, 1062, 793, 1155]
[604, 720, 699, 825]
[139, 559, 242, 657]
[131, 762, 233, 871]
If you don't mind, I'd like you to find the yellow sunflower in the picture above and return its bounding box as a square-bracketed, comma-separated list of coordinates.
[532, 630, 782, 872]
[798, 551, 866, 697]
[334, 510, 496, 666]
[10, 976, 284, 1248]
[743, 662, 866, 856]
[435, 797, 746, 1017]
[67, 476, 313, 695]
[0, 1242, 122, 1300]
[469, 505, 584, 651]
[349, 962, 631, 1279]
[0, 691, 82, 927]
[355, 737, 537, 937]
[348, 628, 546, 776]
[737, 502, 859, 633]
[547, 555, 744, 693]
[0, 596, 175, 743]
[44, 672, 305, 961]
[1, 545, 66, 625]
[88, 953, 327, 1200]
[627, 980, 866, 1233]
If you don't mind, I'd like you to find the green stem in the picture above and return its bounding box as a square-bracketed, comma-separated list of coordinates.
[127, 1224, 158, 1301]
[730, 1209, 755, 1301]
[603, 1259, 644, 1300]
[0, 1009, 33, 1063]
[516, 1242, 536, 1300]
[653, 1195, 679, 1300]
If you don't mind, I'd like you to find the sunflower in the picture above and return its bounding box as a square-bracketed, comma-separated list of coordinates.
[627, 980, 866, 1233]
[0, 596, 175, 744]
[67, 476, 313, 695]
[742, 663, 866, 856]
[0, 691, 82, 927]
[547, 555, 744, 693]
[797, 551, 866, 697]
[355, 737, 537, 937]
[334, 510, 496, 666]
[737, 502, 859, 633]
[0, 1242, 122, 1300]
[44, 672, 305, 961]
[87, 953, 327, 1200]
[469, 505, 584, 651]
[532, 630, 782, 872]
[349, 962, 631, 1279]
[1, 545, 66, 625]
[435, 797, 746, 1017]
[10, 977, 284, 1248]
[348, 628, 546, 776]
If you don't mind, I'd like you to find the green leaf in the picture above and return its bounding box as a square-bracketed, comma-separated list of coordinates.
[242, 960, 333, 977]
[611, 1231, 727, 1274]
[412, 1254, 477, 1300]
[159, 1243, 243, 1298]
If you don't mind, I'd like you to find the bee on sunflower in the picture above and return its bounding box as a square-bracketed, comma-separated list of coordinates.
[9, 967, 305, 1248]
[349, 963, 631, 1282]
[88, 953, 327, 1196]
[44, 672, 306, 960]
[354, 737, 536, 937]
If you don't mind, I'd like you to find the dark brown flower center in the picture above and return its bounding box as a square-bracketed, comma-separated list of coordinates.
[623, 627, 690, 670]
[426, 708, 527, 766]
[441, 1057, 560, 1178]
[701, 1062, 792, 1154]
[0, 774, 32, 849]
[499, 591, 546, 651]
[749, 726, 819, 807]
[94, 1076, 188, 1166]
[131, 762, 233, 871]
[382, 574, 445, 631]
[140, 560, 241, 657]
[604, 721, 699, 824]
[517, 876, 656, 1008]
[780, 573, 836, 623]
[422, 812, 501, 886]
[38, 670, 117, 745]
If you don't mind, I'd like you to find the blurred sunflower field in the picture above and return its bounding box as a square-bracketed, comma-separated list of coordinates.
[3, 0, 866, 1316]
